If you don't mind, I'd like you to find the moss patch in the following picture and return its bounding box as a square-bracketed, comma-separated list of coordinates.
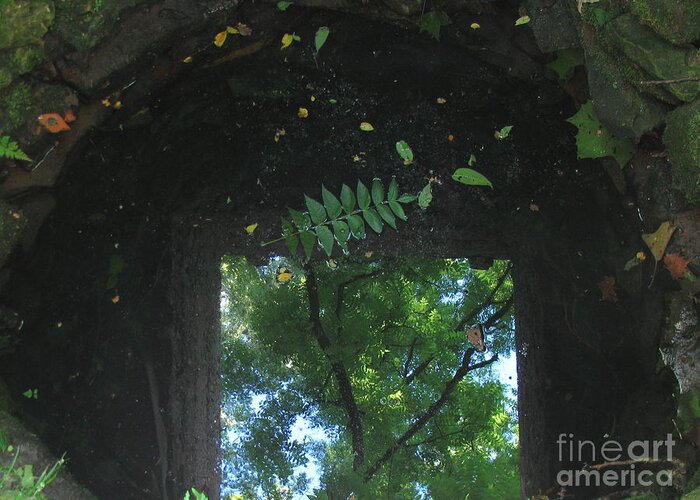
[0, 1, 54, 91]
[51, 0, 142, 52]
[663, 98, 700, 204]
[0, 81, 33, 134]
[630, 0, 700, 46]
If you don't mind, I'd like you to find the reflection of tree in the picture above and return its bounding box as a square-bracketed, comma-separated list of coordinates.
[221, 257, 518, 499]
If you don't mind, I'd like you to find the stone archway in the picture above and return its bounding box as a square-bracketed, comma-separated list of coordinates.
[0, 2, 690, 499]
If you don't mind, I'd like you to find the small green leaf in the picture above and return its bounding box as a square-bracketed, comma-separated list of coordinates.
[468, 154, 477, 166]
[329, 98, 337, 104]
[0, 135, 31, 162]
[387, 178, 399, 202]
[340, 184, 356, 213]
[300, 230, 315, 260]
[395, 140, 413, 162]
[332, 220, 350, 243]
[389, 200, 407, 221]
[371, 179, 384, 205]
[316, 225, 334, 256]
[357, 181, 371, 210]
[277, 1, 292, 10]
[398, 194, 417, 204]
[363, 208, 383, 234]
[347, 214, 366, 239]
[377, 204, 397, 229]
[452, 168, 493, 188]
[624, 256, 641, 271]
[321, 186, 342, 219]
[496, 125, 513, 139]
[514, 15, 530, 26]
[547, 48, 585, 81]
[418, 183, 432, 210]
[289, 208, 311, 230]
[305, 195, 327, 225]
[315, 26, 330, 53]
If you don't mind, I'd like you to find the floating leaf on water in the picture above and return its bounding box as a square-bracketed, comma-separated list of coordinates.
[420, 10, 451, 40]
[452, 168, 493, 188]
[281, 33, 299, 49]
[183, 56, 193, 63]
[470, 22, 480, 29]
[236, 23, 253, 36]
[641, 221, 676, 261]
[245, 223, 258, 234]
[395, 140, 413, 163]
[566, 101, 635, 167]
[38, 113, 70, 133]
[514, 15, 530, 26]
[298, 107, 309, 118]
[436, 97, 447, 104]
[468, 154, 477, 166]
[418, 183, 432, 210]
[277, 1, 293, 11]
[359, 122, 374, 131]
[315, 26, 330, 53]
[214, 31, 227, 47]
[494, 125, 513, 140]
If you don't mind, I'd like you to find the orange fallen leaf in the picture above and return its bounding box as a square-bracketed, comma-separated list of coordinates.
[447, 134, 454, 141]
[214, 31, 228, 47]
[663, 253, 690, 279]
[38, 113, 71, 133]
[597, 276, 618, 302]
[63, 110, 77, 123]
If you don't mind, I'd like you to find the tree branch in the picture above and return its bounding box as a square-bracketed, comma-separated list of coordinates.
[364, 349, 499, 481]
[305, 265, 365, 470]
[454, 263, 512, 332]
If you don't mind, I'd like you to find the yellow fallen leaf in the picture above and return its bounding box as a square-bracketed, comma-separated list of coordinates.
[114, 100, 123, 110]
[245, 223, 258, 234]
[298, 107, 309, 118]
[111, 295, 120, 304]
[281, 33, 294, 49]
[470, 22, 480, 29]
[359, 122, 374, 131]
[310, 95, 316, 102]
[276, 267, 293, 283]
[214, 31, 227, 47]
[226, 26, 239, 34]
[101, 98, 111, 107]
[642, 221, 676, 261]
[352, 154, 361, 162]
[183, 56, 193, 63]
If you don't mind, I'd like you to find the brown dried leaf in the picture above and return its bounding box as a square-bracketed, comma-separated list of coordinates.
[597, 275, 618, 302]
[663, 253, 690, 279]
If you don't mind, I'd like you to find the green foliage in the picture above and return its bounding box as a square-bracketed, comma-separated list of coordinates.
[417, 182, 432, 209]
[0, 135, 30, 162]
[0, 429, 65, 499]
[452, 168, 493, 189]
[268, 179, 417, 261]
[495, 125, 513, 140]
[220, 257, 517, 498]
[395, 140, 413, 163]
[419, 10, 451, 41]
[183, 487, 208, 500]
[547, 49, 585, 80]
[566, 101, 635, 167]
[21, 389, 37, 400]
[276, 1, 292, 11]
[314, 27, 329, 53]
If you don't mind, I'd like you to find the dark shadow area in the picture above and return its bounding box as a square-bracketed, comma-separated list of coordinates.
[0, 4, 680, 499]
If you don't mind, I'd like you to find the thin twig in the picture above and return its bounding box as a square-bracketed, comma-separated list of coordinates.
[639, 76, 700, 85]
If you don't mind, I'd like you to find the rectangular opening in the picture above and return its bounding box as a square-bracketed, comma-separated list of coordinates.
[220, 255, 518, 498]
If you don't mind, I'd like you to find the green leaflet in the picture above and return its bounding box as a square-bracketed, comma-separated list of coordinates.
[315, 26, 330, 53]
[395, 140, 413, 162]
[418, 183, 432, 210]
[452, 168, 493, 188]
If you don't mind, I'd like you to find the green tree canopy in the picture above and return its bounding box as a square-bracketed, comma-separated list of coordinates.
[220, 256, 518, 499]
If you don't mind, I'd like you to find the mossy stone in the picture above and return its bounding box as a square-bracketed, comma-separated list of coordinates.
[631, 0, 700, 46]
[606, 14, 700, 103]
[0, 81, 33, 133]
[51, 0, 141, 52]
[583, 33, 668, 139]
[663, 98, 700, 204]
